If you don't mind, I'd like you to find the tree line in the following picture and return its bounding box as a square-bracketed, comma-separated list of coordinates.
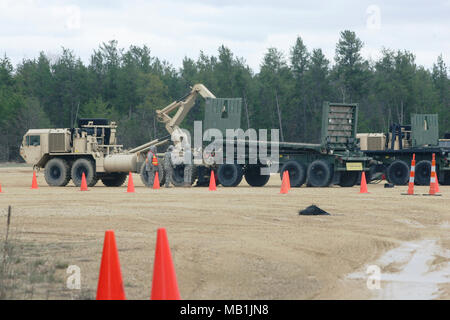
[0, 30, 448, 161]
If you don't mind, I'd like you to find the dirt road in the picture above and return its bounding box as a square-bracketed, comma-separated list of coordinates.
[0, 166, 449, 299]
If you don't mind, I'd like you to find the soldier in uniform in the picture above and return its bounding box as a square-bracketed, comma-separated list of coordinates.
[145, 145, 158, 187]
[164, 137, 194, 187]
[182, 147, 193, 187]
[163, 145, 175, 188]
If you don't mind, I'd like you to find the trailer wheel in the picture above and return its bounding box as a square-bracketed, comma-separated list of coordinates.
[244, 165, 270, 187]
[386, 160, 409, 185]
[218, 164, 243, 187]
[71, 158, 96, 187]
[101, 173, 127, 187]
[280, 161, 306, 187]
[139, 163, 165, 187]
[443, 171, 450, 186]
[307, 160, 333, 187]
[339, 171, 359, 187]
[414, 160, 431, 185]
[44, 158, 71, 187]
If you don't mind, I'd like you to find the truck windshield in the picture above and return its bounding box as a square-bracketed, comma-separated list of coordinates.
[27, 135, 40, 146]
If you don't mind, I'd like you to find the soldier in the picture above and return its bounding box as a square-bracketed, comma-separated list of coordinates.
[183, 147, 193, 187]
[163, 146, 175, 188]
[145, 145, 158, 187]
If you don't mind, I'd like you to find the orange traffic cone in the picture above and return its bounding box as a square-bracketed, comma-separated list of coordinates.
[151, 228, 180, 300]
[427, 153, 439, 196]
[153, 171, 160, 189]
[435, 173, 440, 193]
[31, 171, 38, 189]
[280, 172, 288, 194]
[127, 172, 135, 193]
[0, 182, 2, 193]
[80, 172, 88, 191]
[406, 154, 416, 195]
[284, 171, 291, 190]
[209, 170, 217, 191]
[359, 172, 369, 194]
[96, 230, 126, 300]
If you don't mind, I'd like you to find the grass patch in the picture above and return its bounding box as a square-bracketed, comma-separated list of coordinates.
[0, 206, 87, 300]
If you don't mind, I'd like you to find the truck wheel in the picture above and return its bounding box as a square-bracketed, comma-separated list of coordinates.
[101, 173, 127, 187]
[386, 160, 409, 185]
[139, 163, 165, 187]
[414, 160, 431, 185]
[44, 158, 71, 187]
[443, 171, 450, 186]
[218, 164, 243, 187]
[339, 171, 359, 187]
[244, 165, 270, 187]
[170, 164, 190, 187]
[307, 160, 333, 187]
[280, 161, 306, 187]
[71, 158, 96, 187]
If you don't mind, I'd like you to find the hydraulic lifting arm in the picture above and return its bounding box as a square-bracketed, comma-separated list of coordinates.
[156, 84, 216, 134]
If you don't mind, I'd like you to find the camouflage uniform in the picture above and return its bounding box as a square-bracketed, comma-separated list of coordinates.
[145, 146, 158, 187]
[163, 146, 174, 188]
[183, 148, 193, 186]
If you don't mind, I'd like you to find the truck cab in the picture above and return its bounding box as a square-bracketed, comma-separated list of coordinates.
[20, 129, 50, 166]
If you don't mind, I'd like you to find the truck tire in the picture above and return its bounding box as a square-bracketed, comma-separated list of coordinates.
[71, 158, 97, 187]
[280, 161, 306, 187]
[415, 160, 431, 186]
[443, 171, 450, 186]
[101, 173, 127, 187]
[170, 164, 192, 187]
[386, 160, 409, 185]
[244, 165, 270, 187]
[307, 160, 333, 187]
[218, 164, 243, 187]
[139, 163, 165, 187]
[44, 158, 71, 187]
[339, 171, 359, 187]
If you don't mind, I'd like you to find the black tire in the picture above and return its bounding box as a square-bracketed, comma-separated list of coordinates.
[415, 160, 431, 186]
[307, 160, 333, 187]
[339, 171, 359, 187]
[140, 162, 165, 187]
[386, 160, 409, 185]
[443, 171, 450, 186]
[280, 160, 306, 187]
[44, 158, 71, 187]
[170, 164, 186, 187]
[71, 158, 97, 187]
[90, 177, 99, 187]
[101, 173, 127, 187]
[217, 164, 243, 187]
[244, 165, 270, 187]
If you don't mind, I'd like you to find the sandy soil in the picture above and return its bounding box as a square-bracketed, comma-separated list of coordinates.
[0, 166, 449, 300]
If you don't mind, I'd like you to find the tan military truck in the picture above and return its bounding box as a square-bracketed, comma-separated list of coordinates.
[19, 84, 216, 188]
[20, 118, 167, 187]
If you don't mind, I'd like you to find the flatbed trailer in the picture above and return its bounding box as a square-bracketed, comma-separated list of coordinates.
[363, 147, 450, 186]
[358, 114, 450, 186]
[172, 102, 372, 188]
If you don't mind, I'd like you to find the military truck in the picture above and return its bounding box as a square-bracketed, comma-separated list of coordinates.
[20, 118, 168, 187]
[21, 83, 372, 188]
[357, 114, 450, 185]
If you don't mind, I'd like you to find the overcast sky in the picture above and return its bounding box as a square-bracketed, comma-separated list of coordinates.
[0, 0, 448, 72]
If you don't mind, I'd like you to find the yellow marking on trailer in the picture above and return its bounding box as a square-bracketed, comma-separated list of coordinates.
[346, 162, 363, 171]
